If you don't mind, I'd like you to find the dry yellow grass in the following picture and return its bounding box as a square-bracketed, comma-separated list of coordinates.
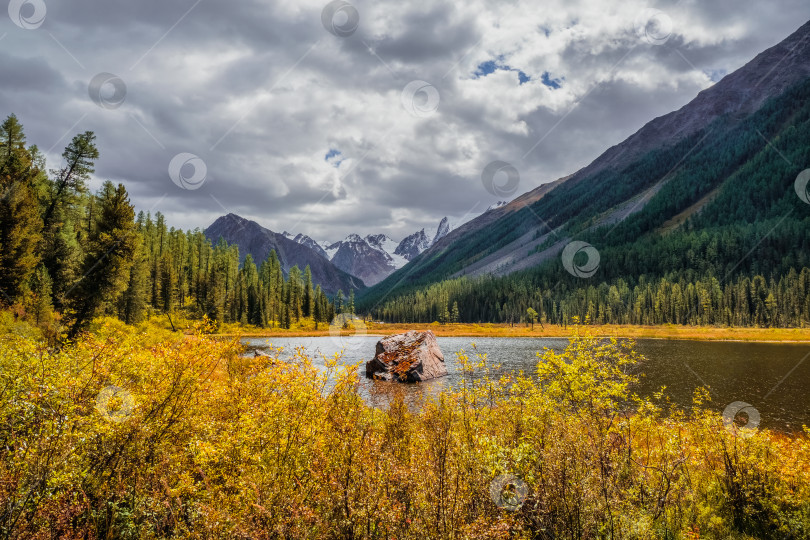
[221, 321, 810, 342]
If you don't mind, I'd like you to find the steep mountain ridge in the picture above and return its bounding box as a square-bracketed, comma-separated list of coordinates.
[359, 20, 810, 313]
[572, 20, 810, 186]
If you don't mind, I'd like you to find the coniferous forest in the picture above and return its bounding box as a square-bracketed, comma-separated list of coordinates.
[0, 114, 341, 340]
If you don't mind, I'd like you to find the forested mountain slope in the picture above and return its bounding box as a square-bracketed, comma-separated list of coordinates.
[359, 20, 810, 326]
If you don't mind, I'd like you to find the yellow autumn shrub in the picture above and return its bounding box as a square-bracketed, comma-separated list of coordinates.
[0, 315, 808, 539]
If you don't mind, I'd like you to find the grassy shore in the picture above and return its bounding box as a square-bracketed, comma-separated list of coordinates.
[220, 321, 810, 342]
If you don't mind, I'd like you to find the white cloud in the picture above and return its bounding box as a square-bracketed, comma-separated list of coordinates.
[1, 0, 807, 240]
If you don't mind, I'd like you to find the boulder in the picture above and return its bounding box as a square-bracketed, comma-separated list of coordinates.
[366, 330, 447, 382]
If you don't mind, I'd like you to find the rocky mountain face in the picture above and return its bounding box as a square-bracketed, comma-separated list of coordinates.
[319, 218, 450, 286]
[432, 217, 451, 245]
[205, 214, 363, 294]
[394, 229, 431, 261]
[292, 233, 328, 259]
[327, 234, 399, 287]
[360, 20, 810, 301]
[578, 20, 810, 180]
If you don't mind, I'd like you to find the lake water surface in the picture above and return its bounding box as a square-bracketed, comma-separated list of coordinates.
[242, 335, 810, 432]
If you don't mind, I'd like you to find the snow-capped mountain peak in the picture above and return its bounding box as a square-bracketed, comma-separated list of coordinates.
[271, 216, 455, 286]
[365, 234, 409, 269]
[344, 233, 364, 243]
[394, 228, 430, 260]
[432, 216, 451, 245]
[364, 233, 389, 250]
[290, 233, 329, 259]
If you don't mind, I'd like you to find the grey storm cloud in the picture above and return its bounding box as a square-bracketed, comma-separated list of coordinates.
[1, 0, 808, 242]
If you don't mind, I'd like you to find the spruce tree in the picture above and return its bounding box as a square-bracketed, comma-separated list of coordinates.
[120, 237, 149, 324]
[29, 265, 53, 325]
[303, 265, 314, 318]
[0, 115, 43, 302]
[66, 182, 137, 339]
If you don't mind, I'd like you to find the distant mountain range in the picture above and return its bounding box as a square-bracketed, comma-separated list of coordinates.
[206, 214, 453, 289]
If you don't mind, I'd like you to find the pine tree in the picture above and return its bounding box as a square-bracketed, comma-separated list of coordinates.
[41, 133, 99, 309]
[43, 131, 98, 229]
[335, 290, 344, 314]
[66, 182, 137, 339]
[120, 237, 149, 324]
[527, 307, 538, 330]
[303, 265, 314, 318]
[313, 284, 323, 329]
[159, 251, 176, 313]
[439, 302, 450, 324]
[0, 115, 43, 302]
[287, 266, 302, 321]
[0, 114, 26, 162]
[29, 265, 53, 325]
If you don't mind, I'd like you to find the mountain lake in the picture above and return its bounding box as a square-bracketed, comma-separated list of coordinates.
[242, 335, 810, 433]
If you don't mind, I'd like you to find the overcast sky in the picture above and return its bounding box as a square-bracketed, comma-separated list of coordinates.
[2, 0, 808, 242]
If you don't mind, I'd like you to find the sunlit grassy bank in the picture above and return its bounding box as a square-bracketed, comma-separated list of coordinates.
[224, 319, 810, 342]
[1, 312, 809, 538]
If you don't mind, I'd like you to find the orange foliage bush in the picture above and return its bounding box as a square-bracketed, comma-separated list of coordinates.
[0, 316, 808, 538]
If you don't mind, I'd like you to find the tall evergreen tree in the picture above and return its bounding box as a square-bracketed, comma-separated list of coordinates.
[29, 265, 53, 325]
[120, 237, 149, 324]
[0, 115, 43, 302]
[67, 182, 137, 338]
[303, 265, 314, 318]
[43, 131, 98, 229]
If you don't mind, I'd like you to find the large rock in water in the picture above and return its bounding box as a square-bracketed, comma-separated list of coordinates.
[366, 330, 447, 383]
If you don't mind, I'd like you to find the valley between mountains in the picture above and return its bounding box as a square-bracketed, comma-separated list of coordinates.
[206, 20, 810, 330]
